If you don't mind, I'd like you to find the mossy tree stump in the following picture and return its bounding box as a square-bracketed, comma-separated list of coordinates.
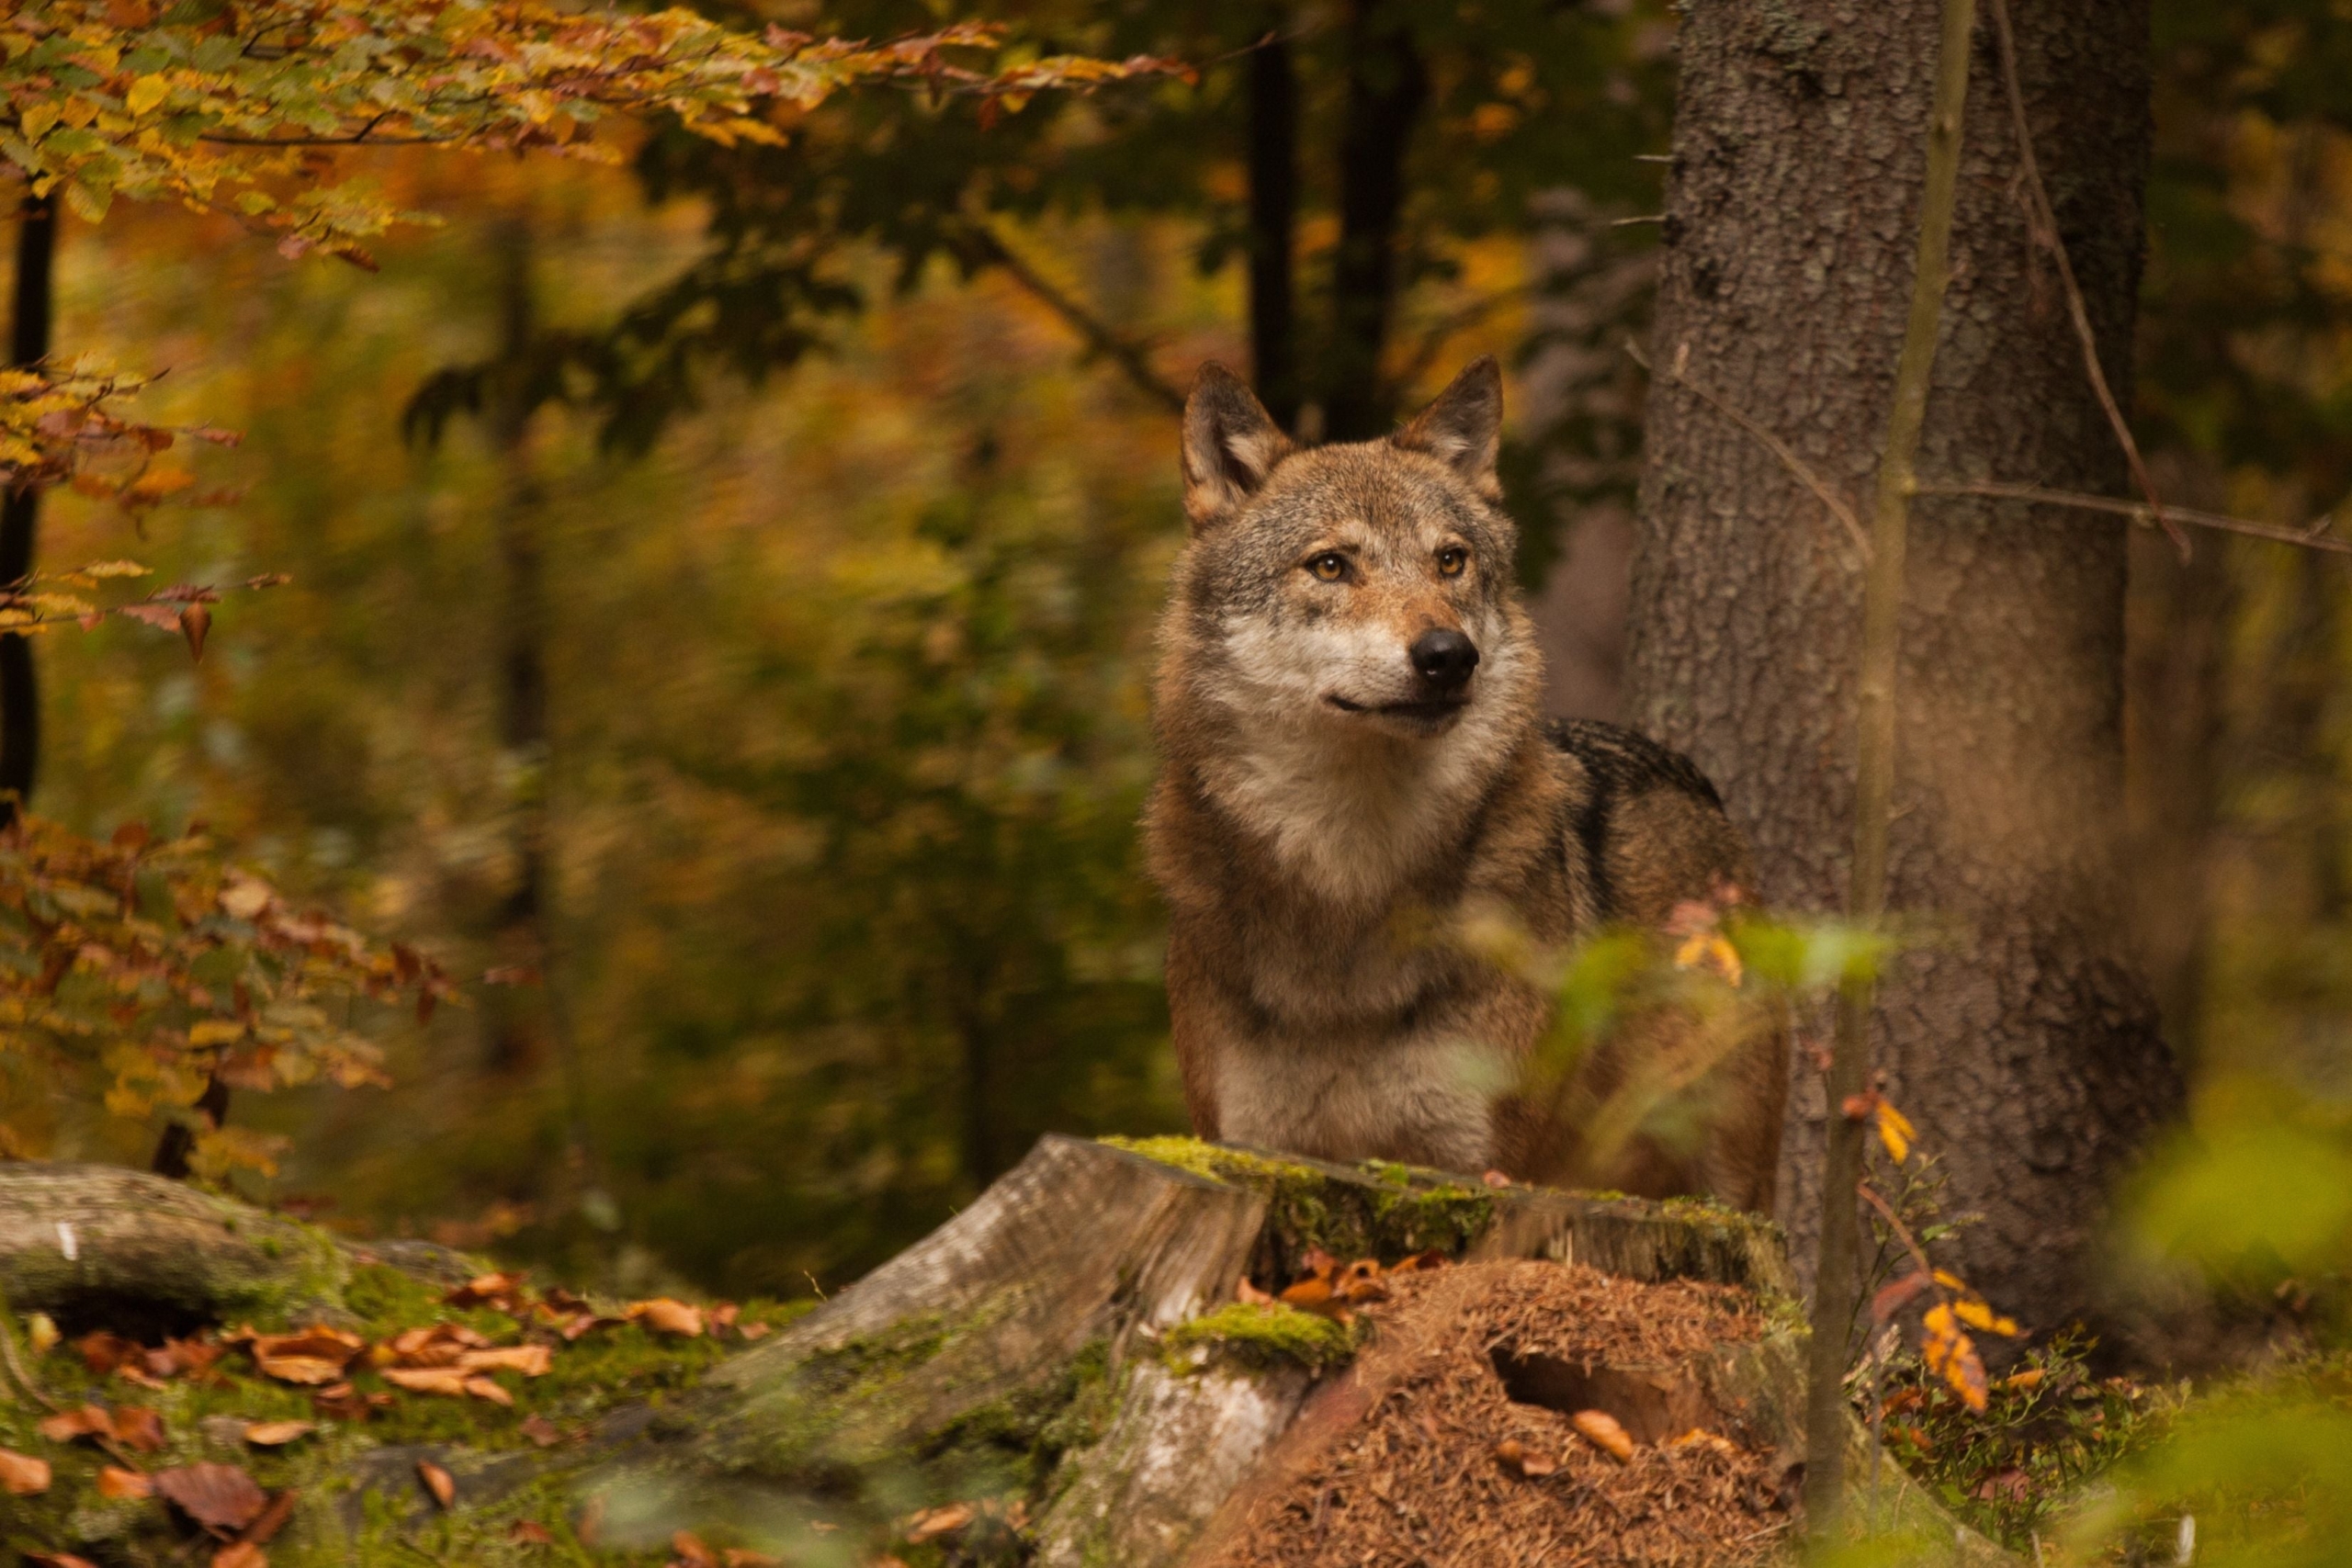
[0, 1140, 2008, 1565]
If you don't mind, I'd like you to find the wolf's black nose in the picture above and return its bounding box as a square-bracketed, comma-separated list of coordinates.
[1410, 628, 1480, 691]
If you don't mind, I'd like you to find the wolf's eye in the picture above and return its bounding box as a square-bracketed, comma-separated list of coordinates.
[1307, 552, 1350, 582]
[1437, 546, 1469, 577]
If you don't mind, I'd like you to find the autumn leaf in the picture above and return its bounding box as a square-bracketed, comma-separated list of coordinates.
[905, 1502, 974, 1542]
[459, 1344, 553, 1376]
[1492, 1438, 1557, 1477]
[720, 1551, 782, 1568]
[113, 1405, 167, 1452]
[671, 1531, 718, 1568]
[464, 1375, 515, 1406]
[628, 1298, 705, 1337]
[213, 1545, 267, 1568]
[1235, 1276, 1272, 1305]
[243, 1325, 365, 1384]
[2, 1445, 54, 1494]
[176, 598, 210, 659]
[1572, 1409, 1635, 1463]
[99, 1464, 155, 1498]
[1875, 1100, 1917, 1164]
[154, 1462, 268, 1533]
[38, 1404, 114, 1442]
[519, 1414, 564, 1447]
[242, 1421, 316, 1447]
[382, 1366, 469, 1396]
[510, 1520, 556, 1545]
[418, 1459, 456, 1509]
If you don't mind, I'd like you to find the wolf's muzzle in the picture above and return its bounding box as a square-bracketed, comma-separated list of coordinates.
[1409, 628, 1480, 692]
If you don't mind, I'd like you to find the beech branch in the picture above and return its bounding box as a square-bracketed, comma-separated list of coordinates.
[1987, 0, 2186, 559]
[950, 219, 1186, 413]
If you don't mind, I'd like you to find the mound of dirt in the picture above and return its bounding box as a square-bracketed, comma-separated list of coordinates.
[1196, 1259, 1800, 1567]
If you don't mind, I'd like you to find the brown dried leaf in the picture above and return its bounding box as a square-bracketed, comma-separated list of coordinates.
[242, 1421, 315, 1447]
[211, 1544, 266, 1568]
[99, 1464, 155, 1498]
[458, 1344, 552, 1377]
[417, 1460, 455, 1509]
[26, 1553, 102, 1568]
[463, 1374, 514, 1406]
[179, 602, 211, 661]
[719, 1551, 781, 1568]
[1236, 1276, 1273, 1305]
[670, 1530, 718, 1568]
[628, 1298, 706, 1337]
[153, 1462, 268, 1532]
[1278, 1276, 1333, 1311]
[243, 1487, 298, 1546]
[1572, 1409, 1635, 1463]
[509, 1519, 556, 1546]
[38, 1404, 113, 1442]
[519, 1414, 564, 1448]
[382, 1366, 469, 1396]
[247, 1326, 364, 1385]
[905, 1502, 975, 1542]
[113, 1405, 167, 1452]
[444, 1271, 529, 1309]
[2, 1446, 53, 1494]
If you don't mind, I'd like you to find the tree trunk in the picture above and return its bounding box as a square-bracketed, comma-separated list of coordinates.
[1317, 0, 1425, 441]
[1246, 25, 1301, 434]
[1625, 0, 2179, 1325]
[0, 192, 56, 822]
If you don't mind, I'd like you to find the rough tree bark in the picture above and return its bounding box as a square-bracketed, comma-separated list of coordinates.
[1317, 0, 1425, 440]
[1625, 0, 2180, 1324]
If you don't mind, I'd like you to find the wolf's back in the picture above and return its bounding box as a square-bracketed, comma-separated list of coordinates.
[1543, 717, 1752, 928]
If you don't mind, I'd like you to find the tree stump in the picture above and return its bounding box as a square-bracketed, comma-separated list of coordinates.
[0, 1140, 2011, 1564]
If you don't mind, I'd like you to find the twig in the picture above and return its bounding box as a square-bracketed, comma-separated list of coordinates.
[1987, 0, 2186, 559]
[950, 219, 1185, 412]
[1626, 338, 1870, 561]
[1804, 0, 1976, 1539]
[1915, 479, 2352, 557]
[1388, 284, 1534, 399]
[1856, 1179, 1938, 1279]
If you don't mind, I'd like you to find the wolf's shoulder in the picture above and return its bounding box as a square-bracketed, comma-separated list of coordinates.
[1541, 718, 1724, 809]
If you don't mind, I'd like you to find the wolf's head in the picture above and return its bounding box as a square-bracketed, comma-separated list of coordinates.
[1157, 358, 1543, 901]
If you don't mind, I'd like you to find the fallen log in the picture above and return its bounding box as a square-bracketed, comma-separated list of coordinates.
[0, 1138, 2010, 1565]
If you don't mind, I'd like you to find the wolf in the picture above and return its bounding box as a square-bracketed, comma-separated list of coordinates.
[1145, 357, 1786, 1213]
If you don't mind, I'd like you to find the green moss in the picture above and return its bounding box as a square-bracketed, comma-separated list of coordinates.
[1160, 1302, 1358, 1372]
[1103, 1134, 1496, 1274]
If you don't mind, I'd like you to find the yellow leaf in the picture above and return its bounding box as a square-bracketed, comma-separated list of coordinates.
[1954, 1298, 2020, 1337]
[20, 103, 58, 142]
[189, 1019, 246, 1047]
[126, 75, 171, 116]
[1875, 1101, 1916, 1163]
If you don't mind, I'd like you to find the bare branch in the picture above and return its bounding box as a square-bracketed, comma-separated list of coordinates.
[1988, 0, 2186, 559]
[950, 220, 1185, 413]
[1626, 338, 1870, 562]
[1916, 479, 2352, 557]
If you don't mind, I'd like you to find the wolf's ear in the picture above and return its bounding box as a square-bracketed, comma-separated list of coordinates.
[1393, 356, 1504, 502]
[1182, 364, 1292, 530]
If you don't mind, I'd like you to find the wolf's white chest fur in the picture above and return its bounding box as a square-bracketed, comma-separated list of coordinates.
[1214, 1032, 1502, 1174]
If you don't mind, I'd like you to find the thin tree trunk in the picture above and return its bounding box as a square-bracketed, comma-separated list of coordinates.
[1318, 0, 1425, 441]
[1, 193, 56, 823]
[1246, 27, 1300, 433]
[484, 216, 552, 1079]
[1627, 0, 2178, 1325]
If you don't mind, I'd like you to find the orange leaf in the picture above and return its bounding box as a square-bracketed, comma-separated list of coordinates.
[509, 1520, 556, 1545]
[1235, 1276, 1272, 1305]
[417, 1460, 455, 1509]
[383, 1367, 469, 1396]
[628, 1299, 705, 1337]
[519, 1414, 563, 1448]
[463, 1375, 514, 1406]
[212, 1544, 267, 1568]
[38, 1404, 112, 1442]
[99, 1465, 155, 1499]
[905, 1502, 974, 1542]
[179, 602, 211, 661]
[113, 1405, 167, 1452]
[2, 1446, 54, 1494]
[1572, 1409, 1635, 1463]
[242, 1421, 315, 1447]
[458, 1344, 552, 1377]
[671, 1530, 718, 1568]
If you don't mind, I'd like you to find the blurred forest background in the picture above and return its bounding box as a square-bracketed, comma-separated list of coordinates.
[5, 0, 2350, 1324]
